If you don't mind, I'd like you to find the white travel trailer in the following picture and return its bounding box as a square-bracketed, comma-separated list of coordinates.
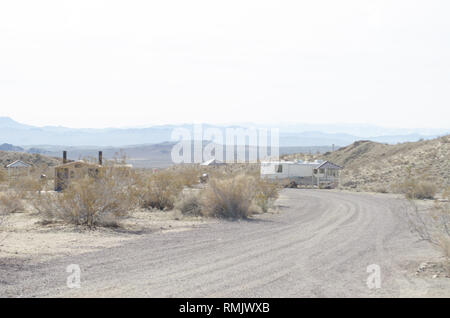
[260, 160, 342, 187]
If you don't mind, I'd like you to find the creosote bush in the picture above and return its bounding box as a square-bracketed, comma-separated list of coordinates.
[0, 191, 25, 214]
[201, 174, 257, 219]
[395, 179, 437, 200]
[175, 191, 202, 216]
[141, 170, 184, 210]
[33, 166, 140, 228]
[168, 166, 200, 188]
[0, 169, 7, 183]
[254, 179, 280, 213]
[394, 167, 438, 200]
[9, 175, 44, 198]
[406, 189, 450, 275]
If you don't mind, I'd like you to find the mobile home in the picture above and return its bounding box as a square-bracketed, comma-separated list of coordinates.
[260, 160, 342, 187]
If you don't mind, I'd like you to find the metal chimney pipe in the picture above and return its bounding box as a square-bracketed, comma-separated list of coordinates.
[63, 151, 67, 164]
[98, 151, 103, 166]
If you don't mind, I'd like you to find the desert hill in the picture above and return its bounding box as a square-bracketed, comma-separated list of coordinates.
[283, 135, 450, 192]
[0, 151, 60, 168]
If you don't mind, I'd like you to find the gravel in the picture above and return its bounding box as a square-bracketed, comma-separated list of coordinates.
[1, 189, 449, 297]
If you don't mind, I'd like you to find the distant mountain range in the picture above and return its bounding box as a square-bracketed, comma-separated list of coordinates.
[1, 117, 448, 148]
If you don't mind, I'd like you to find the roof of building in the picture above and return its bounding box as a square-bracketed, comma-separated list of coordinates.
[200, 158, 225, 166]
[55, 160, 133, 169]
[55, 160, 100, 169]
[261, 160, 342, 169]
[6, 160, 32, 168]
[316, 161, 342, 170]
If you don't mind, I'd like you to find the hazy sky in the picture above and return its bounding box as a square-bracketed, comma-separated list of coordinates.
[0, 0, 449, 129]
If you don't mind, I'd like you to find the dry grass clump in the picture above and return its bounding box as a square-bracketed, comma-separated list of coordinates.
[33, 166, 140, 228]
[167, 165, 200, 188]
[171, 171, 280, 218]
[175, 191, 202, 216]
[0, 169, 7, 183]
[141, 170, 184, 210]
[201, 163, 260, 179]
[173, 173, 280, 218]
[406, 189, 450, 276]
[9, 175, 45, 198]
[254, 179, 280, 213]
[395, 179, 437, 200]
[0, 191, 25, 214]
[140, 166, 203, 210]
[371, 185, 389, 193]
[201, 174, 259, 219]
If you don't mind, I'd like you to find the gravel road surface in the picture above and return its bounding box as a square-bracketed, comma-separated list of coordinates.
[1, 189, 449, 297]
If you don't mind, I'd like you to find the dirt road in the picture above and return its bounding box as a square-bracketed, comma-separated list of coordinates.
[1, 189, 449, 297]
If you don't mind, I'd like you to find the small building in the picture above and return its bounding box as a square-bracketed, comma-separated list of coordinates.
[6, 160, 32, 177]
[54, 151, 103, 191]
[200, 158, 225, 166]
[54, 150, 133, 191]
[54, 160, 101, 191]
[260, 160, 342, 187]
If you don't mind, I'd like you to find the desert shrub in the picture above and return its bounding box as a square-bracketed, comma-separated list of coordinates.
[175, 191, 202, 216]
[199, 163, 260, 180]
[33, 166, 139, 228]
[201, 174, 257, 219]
[254, 179, 280, 213]
[9, 175, 44, 198]
[395, 179, 437, 199]
[172, 166, 200, 188]
[406, 194, 450, 275]
[0, 191, 25, 214]
[372, 185, 389, 193]
[141, 170, 184, 210]
[342, 180, 357, 188]
[0, 169, 7, 183]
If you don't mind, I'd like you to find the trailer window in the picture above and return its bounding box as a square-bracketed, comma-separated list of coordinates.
[276, 164, 283, 173]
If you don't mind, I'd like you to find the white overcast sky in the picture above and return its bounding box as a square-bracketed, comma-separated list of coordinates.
[0, 0, 449, 129]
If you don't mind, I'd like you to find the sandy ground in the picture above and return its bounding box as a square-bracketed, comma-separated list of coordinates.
[0, 189, 448, 298]
[0, 208, 209, 263]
